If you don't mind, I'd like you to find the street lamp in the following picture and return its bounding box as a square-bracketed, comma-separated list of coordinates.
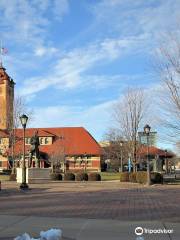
[19, 114, 29, 189]
[165, 149, 168, 173]
[83, 153, 87, 173]
[120, 141, 123, 172]
[144, 124, 151, 186]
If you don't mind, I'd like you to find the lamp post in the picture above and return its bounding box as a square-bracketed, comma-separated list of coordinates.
[19, 114, 29, 189]
[128, 153, 132, 173]
[165, 149, 168, 173]
[144, 124, 151, 186]
[119, 141, 123, 172]
[83, 153, 87, 173]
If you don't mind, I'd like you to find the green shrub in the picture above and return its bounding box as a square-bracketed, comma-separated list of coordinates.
[151, 172, 163, 184]
[129, 172, 137, 182]
[0, 169, 11, 175]
[9, 174, 16, 181]
[76, 172, 88, 181]
[136, 171, 147, 184]
[64, 172, 75, 181]
[88, 173, 101, 181]
[50, 173, 63, 181]
[120, 172, 129, 182]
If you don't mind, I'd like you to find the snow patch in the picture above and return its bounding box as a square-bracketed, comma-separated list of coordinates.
[14, 228, 62, 240]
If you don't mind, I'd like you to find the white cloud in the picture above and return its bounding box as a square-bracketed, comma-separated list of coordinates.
[20, 35, 148, 95]
[34, 46, 58, 57]
[30, 100, 116, 140]
[53, 0, 69, 21]
[0, 0, 69, 45]
[90, 0, 180, 44]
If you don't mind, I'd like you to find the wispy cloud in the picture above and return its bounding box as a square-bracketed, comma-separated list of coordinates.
[31, 100, 116, 140]
[91, 0, 180, 37]
[1, 0, 179, 146]
[19, 34, 148, 96]
[0, 0, 69, 47]
[34, 46, 59, 57]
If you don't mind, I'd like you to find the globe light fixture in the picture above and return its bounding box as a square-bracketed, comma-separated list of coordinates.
[144, 124, 151, 135]
[19, 114, 28, 129]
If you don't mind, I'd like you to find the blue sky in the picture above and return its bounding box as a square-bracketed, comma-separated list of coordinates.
[0, 0, 179, 148]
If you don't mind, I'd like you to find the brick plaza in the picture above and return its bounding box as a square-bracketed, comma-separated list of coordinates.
[0, 181, 180, 222]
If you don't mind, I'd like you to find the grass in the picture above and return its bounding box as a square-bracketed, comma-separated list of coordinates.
[0, 175, 10, 181]
[100, 172, 120, 181]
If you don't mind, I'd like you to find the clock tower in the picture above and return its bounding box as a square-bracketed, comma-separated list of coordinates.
[0, 64, 15, 130]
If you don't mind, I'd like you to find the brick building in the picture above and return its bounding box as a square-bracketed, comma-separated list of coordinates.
[0, 65, 102, 172]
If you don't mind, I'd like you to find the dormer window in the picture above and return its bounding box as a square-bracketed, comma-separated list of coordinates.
[40, 138, 43, 145]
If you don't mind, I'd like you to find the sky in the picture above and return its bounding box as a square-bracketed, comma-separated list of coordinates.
[0, 0, 179, 149]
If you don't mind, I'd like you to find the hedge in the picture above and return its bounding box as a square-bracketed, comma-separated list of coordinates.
[75, 172, 88, 181]
[120, 172, 129, 182]
[129, 172, 137, 183]
[119, 171, 163, 184]
[136, 171, 147, 184]
[88, 173, 101, 181]
[50, 173, 63, 181]
[64, 172, 75, 181]
[150, 172, 163, 184]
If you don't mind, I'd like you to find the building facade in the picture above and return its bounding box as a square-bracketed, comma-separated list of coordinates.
[0, 66, 102, 172]
[0, 65, 14, 130]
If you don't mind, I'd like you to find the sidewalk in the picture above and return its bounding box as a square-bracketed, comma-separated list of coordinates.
[0, 215, 179, 240]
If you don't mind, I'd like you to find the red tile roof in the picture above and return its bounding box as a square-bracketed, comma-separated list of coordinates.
[15, 128, 55, 137]
[12, 127, 102, 156]
[138, 145, 174, 157]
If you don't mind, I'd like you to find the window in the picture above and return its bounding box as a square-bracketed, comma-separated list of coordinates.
[40, 138, 43, 145]
[0, 138, 2, 144]
[45, 138, 49, 144]
[25, 138, 31, 145]
[87, 160, 92, 166]
[0, 161, 2, 167]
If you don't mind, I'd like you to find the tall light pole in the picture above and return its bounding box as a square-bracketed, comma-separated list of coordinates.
[19, 114, 29, 189]
[128, 153, 132, 173]
[120, 141, 123, 172]
[83, 153, 87, 173]
[165, 149, 168, 173]
[144, 124, 151, 186]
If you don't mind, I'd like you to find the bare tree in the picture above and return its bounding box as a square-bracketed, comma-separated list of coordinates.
[156, 33, 180, 149]
[103, 128, 132, 171]
[9, 95, 34, 171]
[13, 95, 34, 129]
[49, 146, 66, 173]
[113, 87, 148, 171]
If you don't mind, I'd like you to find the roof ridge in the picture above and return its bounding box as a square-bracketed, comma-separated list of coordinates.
[16, 126, 84, 130]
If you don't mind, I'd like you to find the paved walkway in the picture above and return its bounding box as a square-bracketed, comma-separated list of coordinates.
[0, 215, 179, 240]
[0, 181, 179, 239]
